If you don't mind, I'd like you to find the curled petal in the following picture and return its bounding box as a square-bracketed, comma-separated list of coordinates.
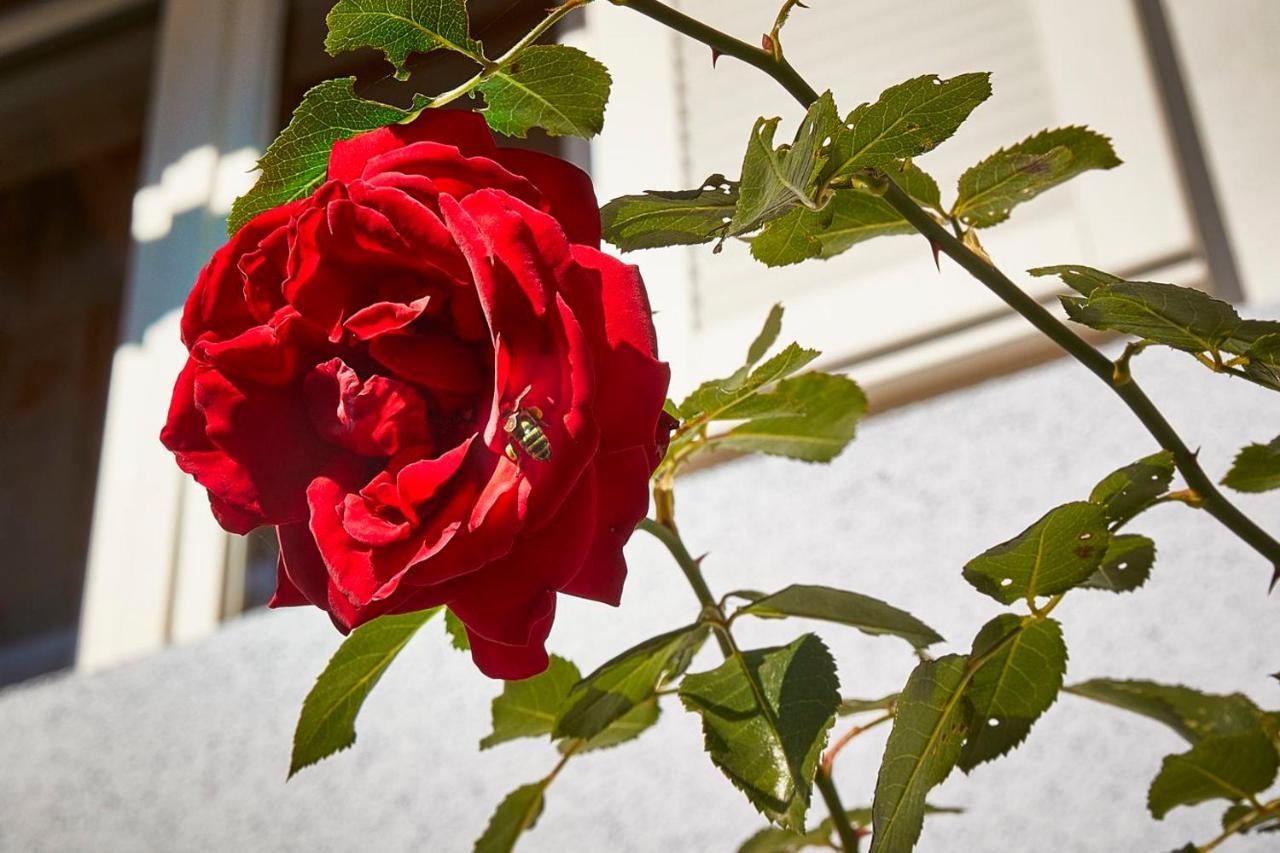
[304, 357, 432, 457]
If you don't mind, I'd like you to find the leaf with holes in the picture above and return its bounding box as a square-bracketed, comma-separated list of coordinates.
[1222, 435, 1280, 493]
[475, 780, 548, 853]
[228, 78, 427, 234]
[954, 127, 1120, 227]
[712, 373, 867, 463]
[731, 91, 839, 235]
[600, 174, 738, 252]
[477, 45, 611, 138]
[825, 73, 992, 180]
[1148, 731, 1279, 819]
[738, 584, 943, 649]
[1089, 450, 1176, 523]
[959, 615, 1067, 771]
[678, 343, 820, 421]
[324, 0, 482, 79]
[870, 655, 972, 853]
[1080, 534, 1156, 593]
[479, 655, 580, 750]
[680, 634, 840, 831]
[1066, 679, 1272, 744]
[555, 624, 704, 741]
[1029, 264, 1124, 295]
[290, 608, 438, 777]
[444, 609, 470, 650]
[962, 502, 1110, 605]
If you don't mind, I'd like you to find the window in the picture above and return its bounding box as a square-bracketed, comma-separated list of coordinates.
[0, 0, 157, 685]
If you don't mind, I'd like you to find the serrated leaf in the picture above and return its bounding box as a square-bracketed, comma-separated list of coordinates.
[564, 696, 661, 754]
[826, 73, 991, 180]
[1066, 679, 1271, 745]
[229, 78, 427, 234]
[476, 45, 611, 138]
[731, 91, 840, 235]
[679, 343, 820, 420]
[1222, 435, 1280, 493]
[1226, 322, 1280, 391]
[962, 502, 1110, 605]
[1059, 280, 1241, 353]
[1147, 731, 1279, 819]
[474, 781, 546, 853]
[959, 615, 1067, 771]
[325, 0, 482, 79]
[444, 609, 470, 650]
[739, 584, 943, 649]
[1089, 450, 1176, 523]
[954, 127, 1121, 227]
[870, 655, 972, 853]
[752, 162, 938, 267]
[480, 655, 580, 750]
[600, 174, 738, 251]
[713, 373, 867, 463]
[555, 624, 704, 741]
[680, 634, 840, 831]
[739, 805, 959, 853]
[1080, 534, 1156, 593]
[290, 608, 437, 777]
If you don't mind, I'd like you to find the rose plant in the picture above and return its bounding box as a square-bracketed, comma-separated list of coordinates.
[160, 0, 1280, 850]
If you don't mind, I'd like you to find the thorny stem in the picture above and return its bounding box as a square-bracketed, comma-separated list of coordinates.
[637, 516, 862, 851]
[613, 0, 1280, 586]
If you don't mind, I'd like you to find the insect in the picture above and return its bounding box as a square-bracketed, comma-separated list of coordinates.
[502, 386, 552, 463]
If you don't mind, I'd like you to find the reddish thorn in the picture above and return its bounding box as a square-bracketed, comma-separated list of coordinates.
[711, 47, 722, 67]
[761, 33, 774, 53]
[929, 239, 942, 271]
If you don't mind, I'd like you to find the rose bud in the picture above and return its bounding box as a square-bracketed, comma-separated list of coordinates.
[161, 110, 672, 679]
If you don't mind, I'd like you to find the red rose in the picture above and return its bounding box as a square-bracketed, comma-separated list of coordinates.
[161, 111, 672, 679]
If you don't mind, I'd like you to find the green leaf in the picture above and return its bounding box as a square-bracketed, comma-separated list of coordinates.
[444, 609, 470, 651]
[747, 304, 786, 365]
[1079, 534, 1156, 593]
[1226, 321, 1280, 391]
[480, 655, 581, 750]
[962, 502, 1110, 605]
[474, 781, 546, 853]
[1089, 450, 1176, 522]
[600, 174, 738, 252]
[712, 373, 867, 463]
[1222, 435, 1280, 493]
[1066, 679, 1271, 745]
[1147, 731, 1279, 819]
[680, 634, 840, 831]
[324, 0, 482, 79]
[1056, 279, 1242, 354]
[954, 127, 1121, 227]
[731, 91, 840, 235]
[870, 655, 972, 853]
[959, 615, 1067, 771]
[739, 805, 960, 853]
[228, 78, 427, 234]
[476, 45, 611, 139]
[1221, 802, 1280, 834]
[840, 693, 900, 716]
[290, 608, 437, 777]
[751, 190, 915, 267]
[1028, 263, 1124, 295]
[565, 696, 661, 754]
[678, 342, 820, 420]
[738, 584, 943, 649]
[826, 73, 992, 180]
[555, 624, 704, 741]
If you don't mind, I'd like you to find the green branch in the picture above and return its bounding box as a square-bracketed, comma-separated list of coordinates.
[612, 0, 1280, 580]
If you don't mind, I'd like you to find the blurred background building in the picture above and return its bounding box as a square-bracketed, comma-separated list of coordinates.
[0, 1, 1277, 850]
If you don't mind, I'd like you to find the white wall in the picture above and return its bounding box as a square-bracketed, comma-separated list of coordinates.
[2, 338, 1276, 852]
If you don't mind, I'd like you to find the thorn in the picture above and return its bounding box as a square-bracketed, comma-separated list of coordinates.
[1270, 564, 1279, 593]
[760, 33, 774, 53]
[929, 238, 941, 271]
[711, 47, 722, 67]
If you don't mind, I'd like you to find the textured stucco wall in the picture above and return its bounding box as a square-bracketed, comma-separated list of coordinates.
[2, 339, 1277, 853]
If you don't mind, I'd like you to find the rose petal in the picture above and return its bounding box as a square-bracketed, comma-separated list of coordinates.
[304, 357, 431, 458]
[491, 147, 601, 248]
[561, 448, 651, 606]
[368, 330, 486, 395]
[328, 110, 499, 183]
